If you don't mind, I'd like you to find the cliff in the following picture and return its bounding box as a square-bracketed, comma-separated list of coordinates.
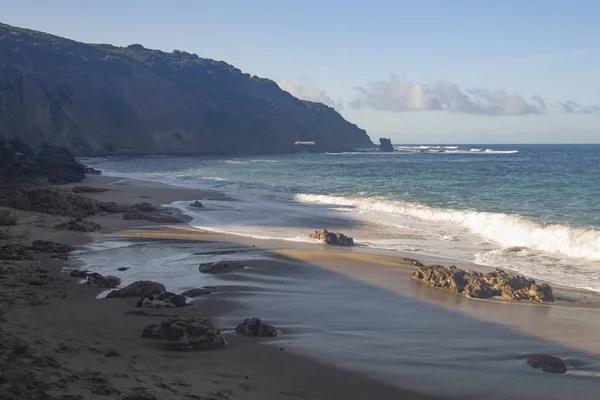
[0, 23, 373, 155]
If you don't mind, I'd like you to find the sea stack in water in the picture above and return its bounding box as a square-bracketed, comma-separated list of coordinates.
[379, 138, 394, 152]
[309, 229, 354, 246]
[411, 265, 554, 302]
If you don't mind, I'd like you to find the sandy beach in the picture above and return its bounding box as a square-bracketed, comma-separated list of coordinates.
[2, 175, 600, 399]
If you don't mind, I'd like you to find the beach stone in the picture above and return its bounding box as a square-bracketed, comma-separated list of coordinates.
[122, 209, 185, 223]
[402, 257, 425, 267]
[71, 186, 109, 194]
[199, 260, 246, 274]
[141, 324, 162, 339]
[32, 240, 75, 253]
[87, 273, 121, 288]
[524, 354, 567, 374]
[138, 297, 176, 309]
[106, 280, 166, 298]
[160, 318, 226, 351]
[156, 292, 186, 307]
[309, 229, 354, 246]
[180, 288, 212, 297]
[84, 166, 102, 175]
[526, 283, 555, 302]
[235, 317, 278, 337]
[69, 269, 88, 278]
[0, 243, 33, 260]
[412, 265, 466, 293]
[54, 218, 101, 232]
[190, 200, 204, 208]
[117, 267, 129, 271]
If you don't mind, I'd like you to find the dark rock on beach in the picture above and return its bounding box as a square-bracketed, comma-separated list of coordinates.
[86, 273, 121, 289]
[69, 269, 88, 278]
[31, 240, 75, 253]
[411, 265, 555, 302]
[54, 218, 102, 232]
[160, 318, 227, 351]
[71, 186, 109, 194]
[99, 202, 129, 213]
[106, 281, 166, 298]
[189, 200, 204, 208]
[132, 202, 158, 212]
[180, 288, 212, 297]
[235, 317, 278, 337]
[379, 137, 394, 152]
[309, 229, 354, 246]
[122, 209, 185, 224]
[141, 324, 162, 339]
[524, 354, 567, 374]
[84, 166, 102, 175]
[0, 187, 99, 218]
[35, 144, 86, 184]
[198, 260, 246, 274]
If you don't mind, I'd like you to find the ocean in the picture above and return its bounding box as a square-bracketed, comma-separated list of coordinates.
[82, 144, 600, 293]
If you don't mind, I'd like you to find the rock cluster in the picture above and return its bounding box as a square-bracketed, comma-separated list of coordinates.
[142, 318, 226, 351]
[0, 210, 17, 226]
[31, 240, 75, 253]
[54, 218, 102, 232]
[412, 265, 555, 302]
[309, 229, 354, 246]
[122, 209, 184, 223]
[86, 273, 121, 289]
[198, 260, 246, 274]
[235, 318, 277, 337]
[0, 187, 99, 218]
[136, 292, 187, 309]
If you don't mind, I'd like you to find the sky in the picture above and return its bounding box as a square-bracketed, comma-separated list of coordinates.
[1, 0, 599, 143]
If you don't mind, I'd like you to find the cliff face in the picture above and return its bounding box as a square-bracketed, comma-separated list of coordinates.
[0, 24, 373, 155]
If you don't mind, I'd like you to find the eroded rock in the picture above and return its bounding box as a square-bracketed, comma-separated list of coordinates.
[87, 273, 120, 288]
[0, 244, 33, 260]
[0, 210, 17, 226]
[160, 318, 226, 351]
[235, 317, 277, 337]
[69, 269, 88, 278]
[309, 229, 354, 246]
[198, 260, 245, 274]
[524, 354, 567, 374]
[189, 200, 204, 208]
[106, 280, 166, 298]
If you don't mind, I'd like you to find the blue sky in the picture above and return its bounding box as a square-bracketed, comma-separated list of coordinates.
[1, 0, 599, 143]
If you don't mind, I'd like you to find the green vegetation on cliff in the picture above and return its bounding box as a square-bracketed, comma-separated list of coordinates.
[0, 23, 373, 155]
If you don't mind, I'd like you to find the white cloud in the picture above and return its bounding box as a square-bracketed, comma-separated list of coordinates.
[349, 76, 545, 115]
[559, 100, 600, 114]
[276, 77, 337, 107]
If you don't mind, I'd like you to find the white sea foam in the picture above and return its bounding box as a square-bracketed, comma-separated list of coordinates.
[294, 193, 600, 261]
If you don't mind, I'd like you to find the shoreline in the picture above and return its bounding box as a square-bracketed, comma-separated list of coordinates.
[3, 174, 600, 399]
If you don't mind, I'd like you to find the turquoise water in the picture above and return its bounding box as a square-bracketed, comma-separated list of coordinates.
[84, 144, 600, 291]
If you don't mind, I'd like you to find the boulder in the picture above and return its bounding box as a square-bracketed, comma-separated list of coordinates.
[106, 280, 166, 298]
[0, 187, 99, 218]
[32, 240, 75, 253]
[99, 202, 129, 213]
[180, 288, 212, 297]
[138, 297, 176, 309]
[122, 209, 184, 223]
[412, 265, 555, 302]
[235, 317, 277, 337]
[141, 324, 162, 339]
[379, 138, 395, 152]
[402, 258, 425, 267]
[0, 210, 17, 226]
[0, 244, 33, 260]
[54, 218, 101, 232]
[524, 354, 567, 374]
[87, 273, 121, 288]
[189, 201, 204, 208]
[36, 144, 86, 184]
[309, 229, 354, 246]
[160, 318, 226, 351]
[69, 269, 88, 278]
[198, 260, 246, 274]
[156, 292, 187, 307]
[72, 186, 109, 194]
